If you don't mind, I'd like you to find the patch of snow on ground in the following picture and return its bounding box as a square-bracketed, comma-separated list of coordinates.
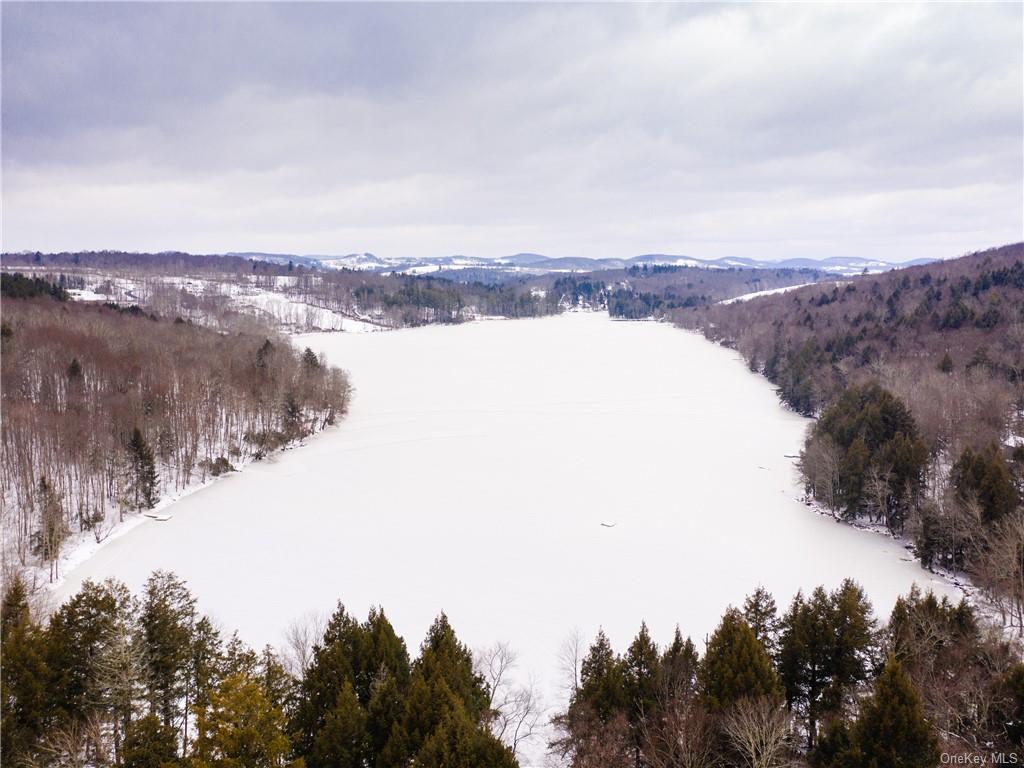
[67, 288, 110, 302]
[718, 282, 819, 304]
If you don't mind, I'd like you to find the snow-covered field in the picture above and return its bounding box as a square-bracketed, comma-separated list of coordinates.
[718, 282, 820, 304]
[51, 313, 960, 745]
[50, 271, 385, 332]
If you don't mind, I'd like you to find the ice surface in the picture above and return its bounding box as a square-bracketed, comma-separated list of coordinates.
[52, 313, 961, 749]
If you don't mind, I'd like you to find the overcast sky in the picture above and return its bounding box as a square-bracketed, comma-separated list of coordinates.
[2, 2, 1021, 261]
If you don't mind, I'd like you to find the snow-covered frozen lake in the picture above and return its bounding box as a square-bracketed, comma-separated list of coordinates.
[53, 312, 958, 706]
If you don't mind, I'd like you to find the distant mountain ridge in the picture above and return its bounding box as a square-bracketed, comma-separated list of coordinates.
[225, 251, 937, 277]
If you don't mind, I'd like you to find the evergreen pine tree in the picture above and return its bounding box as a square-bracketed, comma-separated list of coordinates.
[414, 613, 489, 723]
[191, 673, 293, 768]
[396, 673, 460, 759]
[1, 575, 30, 639]
[392, 611, 516, 765]
[190, 617, 224, 715]
[310, 680, 369, 768]
[659, 626, 699, 701]
[292, 604, 410, 762]
[852, 658, 938, 768]
[361, 607, 411, 702]
[412, 703, 517, 768]
[840, 438, 869, 515]
[122, 713, 179, 768]
[378, 719, 412, 768]
[259, 646, 294, 714]
[951, 443, 1019, 523]
[222, 632, 260, 679]
[127, 427, 159, 510]
[282, 391, 303, 439]
[827, 579, 877, 710]
[367, 669, 407, 759]
[0, 585, 52, 761]
[742, 586, 781, 657]
[812, 383, 928, 521]
[624, 622, 660, 718]
[255, 339, 274, 370]
[140, 570, 196, 731]
[576, 628, 628, 722]
[623, 622, 660, 766]
[778, 588, 835, 749]
[46, 578, 133, 723]
[809, 718, 859, 768]
[302, 347, 321, 371]
[699, 608, 781, 712]
[291, 603, 361, 756]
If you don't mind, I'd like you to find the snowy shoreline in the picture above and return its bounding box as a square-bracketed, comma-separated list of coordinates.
[802, 496, 1019, 638]
[20, 431, 332, 598]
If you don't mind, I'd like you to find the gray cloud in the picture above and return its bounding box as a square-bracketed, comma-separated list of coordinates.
[2, 2, 1021, 260]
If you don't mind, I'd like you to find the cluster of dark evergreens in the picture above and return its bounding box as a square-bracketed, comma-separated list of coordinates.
[579, 265, 826, 320]
[552, 582, 1022, 768]
[352, 276, 559, 325]
[800, 383, 931, 531]
[497, 264, 828, 319]
[549, 276, 607, 308]
[1, 294, 351, 584]
[5, 574, 1020, 766]
[801, 380, 1023, 631]
[1, 273, 70, 302]
[0, 571, 515, 767]
[606, 287, 706, 319]
[803, 382, 1020, 532]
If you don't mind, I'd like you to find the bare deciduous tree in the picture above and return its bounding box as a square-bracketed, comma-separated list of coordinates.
[800, 432, 842, 511]
[281, 610, 329, 678]
[556, 628, 585, 698]
[722, 697, 794, 768]
[476, 641, 545, 758]
[639, 680, 717, 768]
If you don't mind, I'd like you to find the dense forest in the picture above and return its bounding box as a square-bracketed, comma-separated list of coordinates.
[3, 573, 1020, 766]
[0, 281, 352, 586]
[675, 243, 1024, 419]
[674, 244, 1024, 632]
[529, 264, 829, 318]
